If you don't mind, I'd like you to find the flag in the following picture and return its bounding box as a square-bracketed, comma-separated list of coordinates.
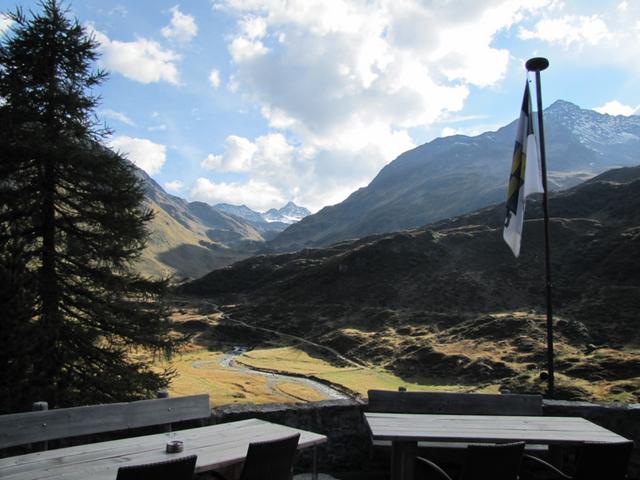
[503, 81, 545, 257]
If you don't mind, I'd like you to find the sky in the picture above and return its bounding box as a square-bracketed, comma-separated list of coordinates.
[1, 0, 639, 213]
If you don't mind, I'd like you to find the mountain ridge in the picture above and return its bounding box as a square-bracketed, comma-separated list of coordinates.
[267, 100, 640, 252]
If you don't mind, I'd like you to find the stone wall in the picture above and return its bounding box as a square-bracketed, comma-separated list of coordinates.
[210, 399, 370, 474]
[210, 399, 640, 479]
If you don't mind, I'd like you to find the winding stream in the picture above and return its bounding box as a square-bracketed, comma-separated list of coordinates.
[193, 346, 349, 402]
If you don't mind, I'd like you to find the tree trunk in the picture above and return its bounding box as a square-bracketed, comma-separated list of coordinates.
[36, 16, 62, 404]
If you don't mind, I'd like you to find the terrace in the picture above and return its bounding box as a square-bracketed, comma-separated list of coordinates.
[1, 392, 638, 480]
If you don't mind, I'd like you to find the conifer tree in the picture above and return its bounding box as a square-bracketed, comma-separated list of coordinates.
[0, 0, 178, 411]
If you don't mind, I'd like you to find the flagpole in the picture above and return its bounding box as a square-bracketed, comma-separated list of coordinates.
[525, 57, 554, 397]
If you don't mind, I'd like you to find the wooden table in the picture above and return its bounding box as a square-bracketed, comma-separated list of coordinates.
[0, 418, 327, 480]
[364, 412, 630, 480]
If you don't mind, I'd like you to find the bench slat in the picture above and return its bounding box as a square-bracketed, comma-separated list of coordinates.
[0, 394, 210, 449]
[367, 390, 542, 416]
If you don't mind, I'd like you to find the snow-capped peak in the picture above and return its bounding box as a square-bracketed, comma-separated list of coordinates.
[263, 202, 311, 224]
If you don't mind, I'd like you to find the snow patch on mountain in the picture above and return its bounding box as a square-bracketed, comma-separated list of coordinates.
[214, 201, 310, 225]
[263, 202, 311, 224]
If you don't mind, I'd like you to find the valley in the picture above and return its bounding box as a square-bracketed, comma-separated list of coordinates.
[158, 298, 639, 405]
[135, 102, 640, 405]
[176, 167, 640, 404]
[157, 300, 469, 405]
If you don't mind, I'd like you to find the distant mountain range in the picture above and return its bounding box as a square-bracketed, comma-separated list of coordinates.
[215, 201, 310, 226]
[180, 165, 640, 401]
[134, 170, 309, 280]
[268, 100, 640, 251]
[137, 99, 639, 281]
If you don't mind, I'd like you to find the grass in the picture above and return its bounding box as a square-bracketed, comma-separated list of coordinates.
[151, 342, 467, 405]
[153, 347, 329, 406]
[237, 346, 467, 397]
[154, 304, 639, 405]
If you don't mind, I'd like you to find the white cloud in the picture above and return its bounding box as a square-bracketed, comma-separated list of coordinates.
[203, 133, 304, 180]
[91, 27, 180, 85]
[229, 36, 268, 62]
[0, 13, 13, 34]
[240, 16, 267, 39]
[201, 135, 257, 171]
[164, 180, 184, 192]
[593, 100, 639, 116]
[190, 178, 286, 211]
[512, 3, 640, 81]
[109, 136, 167, 175]
[209, 69, 221, 89]
[209, 0, 556, 210]
[161, 6, 198, 44]
[441, 127, 463, 137]
[518, 15, 611, 47]
[100, 109, 136, 126]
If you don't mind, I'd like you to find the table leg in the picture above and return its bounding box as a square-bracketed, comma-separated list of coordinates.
[548, 444, 567, 470]
[312, 446, 318, 480]
[391, 441, 417, 480]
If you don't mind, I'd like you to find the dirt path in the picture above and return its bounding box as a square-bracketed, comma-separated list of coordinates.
[204, 301, 367, 369]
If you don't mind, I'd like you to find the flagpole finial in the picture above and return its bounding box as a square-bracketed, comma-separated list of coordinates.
[526, 57, 549, 72]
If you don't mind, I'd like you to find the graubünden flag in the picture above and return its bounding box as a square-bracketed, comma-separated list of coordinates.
[503, 81, 545, 257]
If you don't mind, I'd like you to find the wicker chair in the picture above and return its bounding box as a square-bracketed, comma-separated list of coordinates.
[209, 433, 300, 480]
[116, 454, 197, 480]
[521, 441, 634, 480]
[415, 442, 525, 480]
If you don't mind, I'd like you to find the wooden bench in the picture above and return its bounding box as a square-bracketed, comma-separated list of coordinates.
[368, 390, 543, 416]
[0, 394, 210, 451]
[367, 390, 545, 452]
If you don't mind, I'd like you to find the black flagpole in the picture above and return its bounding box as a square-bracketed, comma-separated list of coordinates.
[525, 57, 554, 397]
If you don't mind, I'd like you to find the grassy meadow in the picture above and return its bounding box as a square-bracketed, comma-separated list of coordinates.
[150, 303, 639, 406]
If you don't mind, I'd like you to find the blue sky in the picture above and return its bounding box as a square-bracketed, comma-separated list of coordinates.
[2, 0, 639, 212]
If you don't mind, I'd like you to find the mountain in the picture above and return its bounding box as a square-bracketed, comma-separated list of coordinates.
[135, 170, 262, 280]
[263, 201, 311, 224]
[179, 165, 640, 401]
[216, 201, 310, 225]
[214, 203, 265, 224]
[268, 101, 640, 251]
[135, 171, 311, 279]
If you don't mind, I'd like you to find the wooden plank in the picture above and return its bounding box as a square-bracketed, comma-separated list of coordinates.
[0, 419, 327, 480]
[367, 390, 543, 415]
[14, 426, 324, 480]
[373, 439, 548, 452]
[363, 413, 629, 445]
[0, 395, 210, 449]
[0, 419, 264, 473]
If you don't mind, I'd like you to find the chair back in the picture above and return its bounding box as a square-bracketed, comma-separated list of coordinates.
[574, 441, 634, 480]
[460, 442, 525, 480]
[116, 454, 197, 480]
[240, 434, 300, 480]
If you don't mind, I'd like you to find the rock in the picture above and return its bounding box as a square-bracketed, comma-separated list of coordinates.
[556, 319, 591, 344]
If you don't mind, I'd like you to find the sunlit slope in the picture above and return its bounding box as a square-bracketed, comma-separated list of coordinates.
[133, 168, 261, 279]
